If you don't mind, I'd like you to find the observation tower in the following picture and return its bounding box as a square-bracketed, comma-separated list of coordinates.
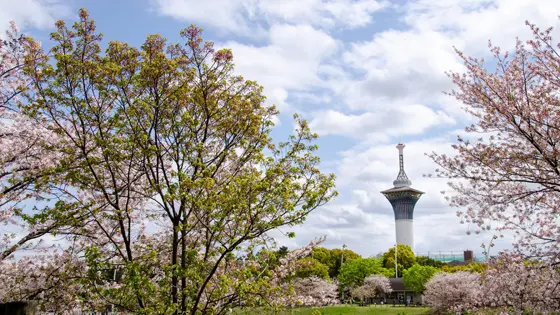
[381, 143, 424, 250]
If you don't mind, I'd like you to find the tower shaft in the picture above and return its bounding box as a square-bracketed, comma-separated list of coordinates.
[395, 220, 413, 249]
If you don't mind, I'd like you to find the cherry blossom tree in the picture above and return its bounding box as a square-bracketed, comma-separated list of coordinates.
[425, 255, 560, 314]
[350, 274, 392, 304]
[0, 248, 86, 311]
[424, 271, 483, 313]
[481, 253, 560, 313]
[11, 9, 336, 314]
[0, 21, 52, 204]
[362, 275, 392, 297]
[1, 21, 27, 107]
[349, 286, 367, 302]
[0, 21, 72, 262]
[429, 19, 560, 263]
[1, 21, 33, 224]
[288, 276, 339, 307]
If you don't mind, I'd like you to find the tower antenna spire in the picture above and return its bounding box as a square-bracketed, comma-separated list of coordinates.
[393, 143, 411, 187]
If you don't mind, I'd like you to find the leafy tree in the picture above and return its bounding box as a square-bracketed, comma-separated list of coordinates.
[337, 258, 393, 288]
[295, 257, 330, 280]
[277, 246, 289, 258]
[465, 262, 487, 273]
[4, 9, 337, 314]
[402, 264, 440, 293]
[311, 246, 360, 279]
[415, 256, 444, 268]
[382, 245, 416, 276]
[329, 248, 360, 278]
[442, 262, 487, 273]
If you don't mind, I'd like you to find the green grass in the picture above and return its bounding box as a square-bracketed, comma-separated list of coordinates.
[234, 305, 431, 315]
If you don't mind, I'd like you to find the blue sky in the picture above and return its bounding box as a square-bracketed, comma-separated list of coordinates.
[2, 0, 559, 257]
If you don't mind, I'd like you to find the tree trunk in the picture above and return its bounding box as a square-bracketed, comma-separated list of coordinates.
[172, 226, 179, 314]
[0, 301, 38, 315]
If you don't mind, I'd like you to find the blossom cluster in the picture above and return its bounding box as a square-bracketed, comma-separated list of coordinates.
[350, 275, 392, 300]
[425, 254, 560, 314]
[286, 276, 339, 307]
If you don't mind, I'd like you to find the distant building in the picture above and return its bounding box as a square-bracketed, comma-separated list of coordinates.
[387, 278, 423, 305]
[444, 250, 477, 266]
[365, 278, 422, 306]
[418, 249, 485, 263]
[381, 143, 424, 250]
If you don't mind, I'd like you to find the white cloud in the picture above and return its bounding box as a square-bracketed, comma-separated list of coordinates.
[258, 0, 386, 29]
[0, 0, 69, 32]
[269, 202, 396, 256]
[404, 0, 560, 55]
[341, 29, 463, 109]
[220, 23, 339, 110]
[309, 104, 455, 140]
[152, 0, 267, 37]
[152, 0, 387, 36]
[337, 0, 560, 118]
[288, 128, 517, 256]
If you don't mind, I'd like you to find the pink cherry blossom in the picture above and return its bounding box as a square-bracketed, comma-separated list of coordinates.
[429, 19, 560, 264]
[424, 271, 483, 313]
[287, 276, 339, 307]
[351, 275, 392, 301]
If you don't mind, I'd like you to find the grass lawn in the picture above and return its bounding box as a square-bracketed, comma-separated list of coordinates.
[234, 305, 431, 315]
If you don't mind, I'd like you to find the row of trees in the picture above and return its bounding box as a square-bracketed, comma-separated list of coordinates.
[288, 244, 487, 303]
[269, 244, 560, 313]
[1, 9, 337, 314]
[288, 244, 559, 313]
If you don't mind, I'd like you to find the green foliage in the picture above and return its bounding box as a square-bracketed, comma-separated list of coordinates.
[402, 264, 441, 293]
[415, 256, 444, 268]
[295, 257, 330, 280]
[277, 246, 289, 258]
[465, 262, 487, 273]
[337, 258, 393, 288]
[312, 247, 361, 279]
[382, 245, 416, 277]
[442, 262, 488, 273]
[234, 305, 431, 314]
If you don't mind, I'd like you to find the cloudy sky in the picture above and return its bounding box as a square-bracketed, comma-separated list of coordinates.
[2, 0, 559, 258]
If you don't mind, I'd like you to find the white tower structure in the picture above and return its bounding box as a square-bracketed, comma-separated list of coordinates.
[381, 143, 424, 250]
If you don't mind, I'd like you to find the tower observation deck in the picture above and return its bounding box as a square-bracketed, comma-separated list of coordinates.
[381, 143, 424, 250]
